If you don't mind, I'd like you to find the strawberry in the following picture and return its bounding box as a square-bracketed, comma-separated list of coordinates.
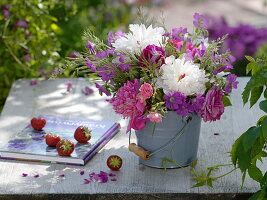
[31, 117, 46, 130]
[74, 126, 92, 144]
[56, 139, 75, 156]
[107, 155, 123, 171]
[45, 134, 61, 147]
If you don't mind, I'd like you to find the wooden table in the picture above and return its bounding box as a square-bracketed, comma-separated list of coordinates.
[0, 78, 263, 200]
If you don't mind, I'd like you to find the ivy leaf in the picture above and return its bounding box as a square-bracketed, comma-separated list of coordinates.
[242, 126, 261, 152]
[260, 100, 267, 113]
[245, 56, 256, 63]
[248, 165, 263, 182]
[222, 96, 232, 107]
[250, 86, 263, 108]
[261, 117, 267, 140]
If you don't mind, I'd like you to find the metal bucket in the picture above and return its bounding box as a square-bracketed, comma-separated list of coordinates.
[135, 111, 201, 168]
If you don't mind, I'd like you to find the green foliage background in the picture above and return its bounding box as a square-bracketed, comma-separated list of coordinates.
[0, 0, 133, 112]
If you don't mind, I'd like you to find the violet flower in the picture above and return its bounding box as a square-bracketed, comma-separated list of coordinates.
[95, 83, 111, 96]
[224, 74, 239, 94]
[86, 41, 96, 54]
[171, 27, 188, 40]
[64, 81, 73, 92]
[164, 91, 186, 110]
[14, 19, 28, 29]
[84, 57, 96, 72]
[193, 13, 209, 29]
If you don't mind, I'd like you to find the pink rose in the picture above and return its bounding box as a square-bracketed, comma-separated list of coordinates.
[140, 83, 153, 99]
[147, 112, 162, 123]
[201, 87, 224, 122]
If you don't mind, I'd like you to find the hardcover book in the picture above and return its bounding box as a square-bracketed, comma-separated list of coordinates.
[0, 115, 120, 165]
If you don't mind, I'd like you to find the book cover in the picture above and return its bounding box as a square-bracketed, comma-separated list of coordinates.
[0, 115, 120, 165]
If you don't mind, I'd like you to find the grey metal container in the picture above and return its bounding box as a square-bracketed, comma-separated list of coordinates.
[135, 111, 201, 168]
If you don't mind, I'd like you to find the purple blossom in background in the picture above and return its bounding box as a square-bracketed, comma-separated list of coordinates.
[14, 19, 28, 29]
[208, 16, 267, 60]
[164, 91, 186, 110]
[86, 41, 95, 54]
[64, 81, 73, 92]
[224, 74, 239, 94]
[98, 66, 116, 81]
[171, 27, 188, 40]
[84, 57, 96, 72]
[67, 51, 79, 58]
[95, 83, 111, 96]
[193, 13, 209, 29]
[108, 31, 114, 46]
[1, 4, 11, 19]
[81, 86, 94, 96]
[30, 80, 39, 86]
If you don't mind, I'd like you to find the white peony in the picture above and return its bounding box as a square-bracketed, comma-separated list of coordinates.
[112, 24, 165, 54]
[158, 56, 208, 95]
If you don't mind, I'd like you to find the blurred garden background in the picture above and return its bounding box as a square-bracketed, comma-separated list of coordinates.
[0, 0, 267, 113]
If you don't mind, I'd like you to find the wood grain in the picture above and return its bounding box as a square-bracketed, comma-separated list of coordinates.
[0, 78, 263, 198]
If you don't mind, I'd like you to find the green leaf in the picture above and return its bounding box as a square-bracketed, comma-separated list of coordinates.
[222, 96, 232, 107]
[260, 100, 267, 113]
[192, 182, 206, 188]
[245, 56, 256, 62]
[241, 171, 247, 190]
[250, 86, 263, 108]
[264, 88, 267, 99]
[260, 172, 267, 187]
[248, 165, 263, 182]
[242, 126, 261, 152]
[256, 115, 267, 126]
[207, 179, 213, 187]
[248, 190, 262, 200]
[246, 62, 258, 74]
[262, 117, 267, 140]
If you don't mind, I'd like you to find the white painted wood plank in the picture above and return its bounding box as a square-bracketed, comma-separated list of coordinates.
[0, 77, 263, 195]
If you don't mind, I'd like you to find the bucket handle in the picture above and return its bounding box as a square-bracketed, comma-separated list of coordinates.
[128, 115, 192, 160]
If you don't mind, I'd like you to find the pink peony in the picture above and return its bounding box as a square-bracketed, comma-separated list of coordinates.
[147, 112, 162, 123]
[127, 117, 146, 132]
[201, 87, 224, 122]
[108, 79, 144, 118]
[140, 83, 153, 99]
[139, 45, 166, 68]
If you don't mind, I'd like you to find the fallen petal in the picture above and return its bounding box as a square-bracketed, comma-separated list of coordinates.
[99, 175, 108, 183]
[83, 179, 91, 184]
[30, 80, 38, 86]
[33, 174, 39, 178]
[58, 174, 65, 178]
[99, 171, 108, 176]
[80, 171, 85, 175]
[213, 133, 220, 136]
[22, 173, 28, 177]
[108, 173, 116, 177]
[111, 178, 117, 181]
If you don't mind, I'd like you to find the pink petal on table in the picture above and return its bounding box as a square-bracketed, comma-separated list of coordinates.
[80, 171, 85, 175]
[83, 179, 91, 184]
[99, 174, 108, 183]
[89, 172, 96, 177]
[29, 80, 38, 86]
[99, 171, 108, 176]
[33, 174, 39, 178]
[110, 178, 117, 181]
[81, 86, 94, 96]
[64, 81, 73, 92]
[213, 133, 220, 136]
[22, 173, 28, 177]
[58, 174, 65, 178]
[108, 173, 116, 177]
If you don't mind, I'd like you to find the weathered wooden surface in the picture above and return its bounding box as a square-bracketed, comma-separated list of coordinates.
[0, 78, 264, 199]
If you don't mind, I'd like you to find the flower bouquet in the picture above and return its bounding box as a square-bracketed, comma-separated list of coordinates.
[68, 13, 238, 168]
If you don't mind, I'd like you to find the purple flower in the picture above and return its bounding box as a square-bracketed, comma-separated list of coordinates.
[30, 80, 38, 86]
[67, 51, 79, 58]
[64, 81, 73, 92]
[22, 173, 28, 177]
[83, 179, 91, 184]
[82, 86, 94, 96]
[193, 13, 209, 29]
[95, 83, 110, 96]
[164, 91, 186, 110]
[84, 57, 96, 72]
[212, 65, 233, 75]
[98, 67, 116, 81]
[86, 41, 95, 54]
[189, 94, 205, 114]
[224, 74, 239, 94]
[14, 19, 28, 29]
[108, 31, 114, 46]
[201, 87, 224, 122]
[80, 171, 85, 175]
[171, 27, 188, 40]
[139, 45, 166, 68]
[95, 49, 115, 59]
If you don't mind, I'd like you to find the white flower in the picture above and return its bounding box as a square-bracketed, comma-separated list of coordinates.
[112, 24, 165, 54]
[157, 56, 208, 95]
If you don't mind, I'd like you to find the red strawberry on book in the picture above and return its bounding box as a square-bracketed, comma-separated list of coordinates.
[31, 117, 46, 130]
[74, 126, 92, 144]
[56, 139, 75, 156]
[45, 134, 61, 147]
[107, 155, 123, 171]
